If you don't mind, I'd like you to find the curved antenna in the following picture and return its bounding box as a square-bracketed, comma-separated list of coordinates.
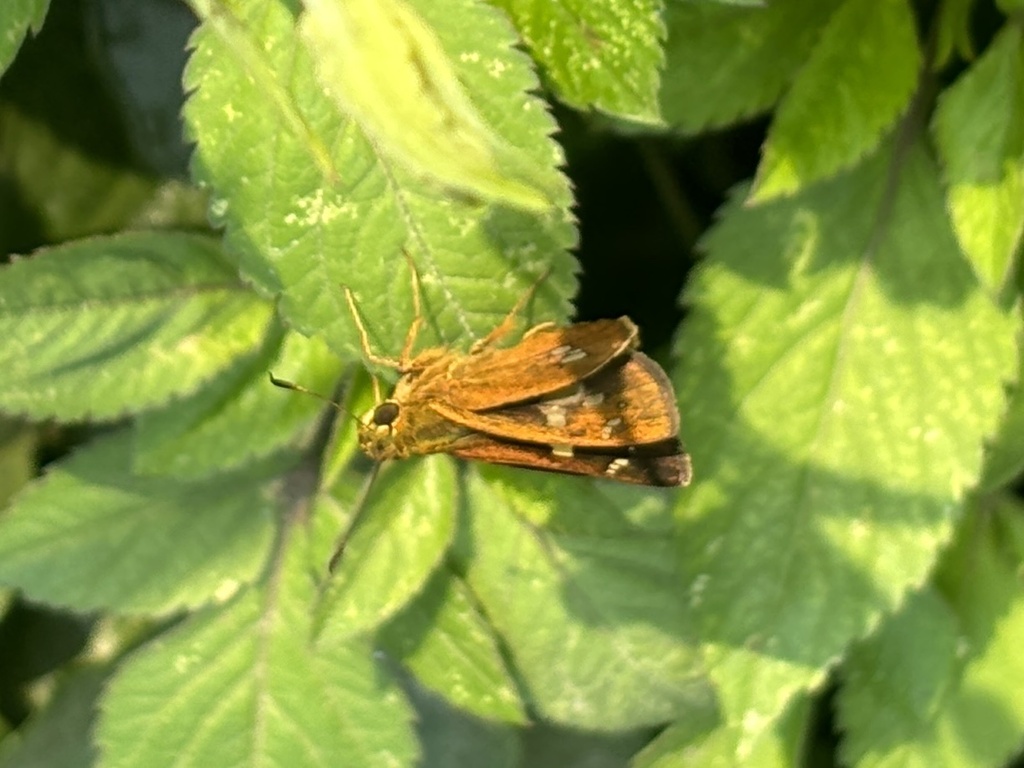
[268, 373, 363, 426]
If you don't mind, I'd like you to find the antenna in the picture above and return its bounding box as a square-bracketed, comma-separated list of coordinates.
[268, 373, 363, 426]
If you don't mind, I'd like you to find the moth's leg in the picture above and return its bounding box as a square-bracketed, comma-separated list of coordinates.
[399, 252, 424, 369]
[469, 267, 551, 354]
[522, 321, 556, 339]
[344, 286, 403, 373]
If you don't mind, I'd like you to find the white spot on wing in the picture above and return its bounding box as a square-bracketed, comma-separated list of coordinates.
[606, 458, 630, 475]
[551, 444, 573, 457]
[601, 417, 623, 439]
[542, 405, 567, 428]
[561, 348, 588, 364]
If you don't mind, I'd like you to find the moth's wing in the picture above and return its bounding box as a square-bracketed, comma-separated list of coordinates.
[449, 434, 692, 487]
[444, 317, 639, 410]
[432, 354, 679, 447]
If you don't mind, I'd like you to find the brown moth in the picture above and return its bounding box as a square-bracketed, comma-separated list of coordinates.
[322, 263, 692, 488]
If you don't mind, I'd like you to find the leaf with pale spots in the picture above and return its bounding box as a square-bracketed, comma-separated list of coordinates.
[491, 0, 665, 123]
[671, 140, 1017, 750]
[184, 0, 576, 364]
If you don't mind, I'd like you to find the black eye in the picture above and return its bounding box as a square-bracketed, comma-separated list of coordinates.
[373, 401, 400, 426]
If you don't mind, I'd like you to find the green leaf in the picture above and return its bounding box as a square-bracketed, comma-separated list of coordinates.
[634, 694, 809, 768]
[660, 0, 841, 133]
[316, 455, 457, 643]
[981, 351, 1024, 490]
[0, 431, 279, 614]
[459, 467, 705, 731]
[751, 0, 921, 202]
[0, 420, 35, 505]
[933, 0, 976, 70]
[0, 0, 49, 75]
[492, 0, 665, 124]
[0, 664, 102, 768]
[673, 142, 1017, 744]
[839, 498, 1024, 768]
[0, 231, 274, 421]
[933, 24, 1024, 293]
[183, 0, 576, 362]
[403, 674, 521, 768]
[300, 0, 559, 211]
[133, 327, 343, 478]
[378, 568, 527, 724]
[97, 526, 418, 768]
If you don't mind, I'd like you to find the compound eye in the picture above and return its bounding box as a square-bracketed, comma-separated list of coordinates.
[373, 401, 400, 426]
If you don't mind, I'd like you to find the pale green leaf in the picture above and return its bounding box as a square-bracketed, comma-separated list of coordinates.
[300, 0, 558, 211]
[0, 665, 102, 768]
[0, 231, 275, 421]
[0, 431, 279, 614]
[316, 455, 457, 642]
[660, 0, 840, 133]
[752, 0, 921, 202]
[98, 530, 418, 768]
[0, 0, 48, 75]
[839, 499, 1024, 768]
[492, 0, 665, 123]
[673, 143, 1017, 749]
[378, 569, 527, 724]
[933, 24, 1024, 293]
[183, 0, 576, 363]
[460, 467, 705, 730]
[133, 327, 343, 478]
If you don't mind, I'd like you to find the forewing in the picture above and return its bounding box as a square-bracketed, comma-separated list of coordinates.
[449, 434, 691, 487]
[444, 317, 639, 410]
[432, 354, 679, 447]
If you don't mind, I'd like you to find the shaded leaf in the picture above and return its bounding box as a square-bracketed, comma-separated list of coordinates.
[933, 24, 1024, 293]
[316, 455, 457, 643]
[660, 0, 840, 133]
[0, 665, 103, 768]
[460, 467, 705, 730]
[0, 0, 49, 76]
[494, 0, 665, 123]
[378, 568, 527, 724]
[839, 498, 1024, 768]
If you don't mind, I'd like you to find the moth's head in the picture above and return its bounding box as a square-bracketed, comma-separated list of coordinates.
[358, 400, 401, 459]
